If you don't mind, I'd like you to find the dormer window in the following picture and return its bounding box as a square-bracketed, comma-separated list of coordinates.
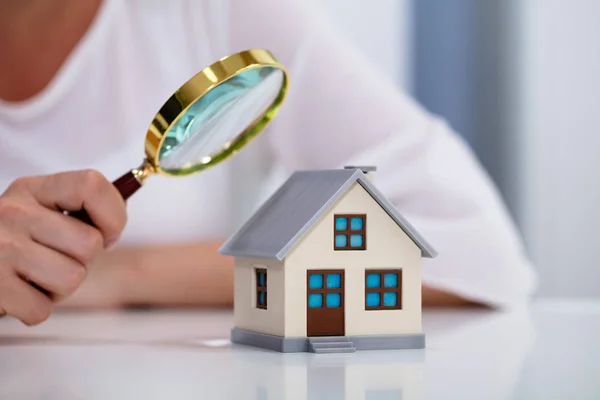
[334, 214, 366, 250]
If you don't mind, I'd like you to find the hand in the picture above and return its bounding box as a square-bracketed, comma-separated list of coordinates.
[0, 170, 127, 325]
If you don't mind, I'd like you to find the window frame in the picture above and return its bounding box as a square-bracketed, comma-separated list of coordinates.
[255, 268, 267, 310]
[364, 269, 402, 310]
[333, 214, 367, 250]
[307, 269, 345, 309]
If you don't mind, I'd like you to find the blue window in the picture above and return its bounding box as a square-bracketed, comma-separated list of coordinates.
[308, 293, 323, 308]
[327, 293, 341, 307]
[384, 273, 398, 288]
[365, 270, 402, 310]
[327, 273, 341, 288]
[350, 234, 363, 247]
[309, 274, 323, 289]
[335, 217, 348, 230]
[366, 273, 381, 288]
[256, 268, 267, 309]
[308, 271, 344, 309]
[350, 217, 363, 230]
[334, 214, 366, 250]
[366, 292, 380, 307]
[335, 234, 347, 247]
[257, 271, 265, 286]
[383, 292, 398, 307]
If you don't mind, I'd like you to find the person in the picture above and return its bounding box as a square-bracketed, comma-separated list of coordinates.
[0, 0, 536, 326]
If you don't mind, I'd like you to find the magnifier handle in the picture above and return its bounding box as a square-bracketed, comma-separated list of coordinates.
[68, 171, 142, 226]
[111, 170, 143, 200]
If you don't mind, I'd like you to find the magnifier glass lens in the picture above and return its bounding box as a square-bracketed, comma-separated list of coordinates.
[158, 66, 284, 173]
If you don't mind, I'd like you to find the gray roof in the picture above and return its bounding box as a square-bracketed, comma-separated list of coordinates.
[219, 168, 437, 260]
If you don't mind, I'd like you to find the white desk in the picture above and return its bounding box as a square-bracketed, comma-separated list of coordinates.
[1, 300, 599, 399]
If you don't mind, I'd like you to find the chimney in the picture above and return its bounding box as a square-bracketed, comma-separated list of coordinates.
[344, 165, 377, 182]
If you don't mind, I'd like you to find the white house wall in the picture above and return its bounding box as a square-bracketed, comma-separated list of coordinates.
[284, 182, 422, 337]
[233, 257, 285, 336]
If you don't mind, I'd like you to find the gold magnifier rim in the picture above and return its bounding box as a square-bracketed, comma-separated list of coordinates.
[144, 48, 289, 177]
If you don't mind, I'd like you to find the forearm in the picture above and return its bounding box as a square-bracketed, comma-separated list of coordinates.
[60, 240, 234, 309]
[422, 286, 483, 308]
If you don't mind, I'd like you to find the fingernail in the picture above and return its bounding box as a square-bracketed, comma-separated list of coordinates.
[105, 236, 120, 250]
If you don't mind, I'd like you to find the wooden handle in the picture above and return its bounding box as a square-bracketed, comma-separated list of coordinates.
[68, 171, 142, 226]
[112, 171, 143, 200]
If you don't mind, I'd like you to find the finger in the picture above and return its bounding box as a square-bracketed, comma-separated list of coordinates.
[16, 170, 127, 244]
[14, 240, 86, 298]
[0, 195, 105, 265]
[27, 203, 104, 266]
[0, 271, 53, 326]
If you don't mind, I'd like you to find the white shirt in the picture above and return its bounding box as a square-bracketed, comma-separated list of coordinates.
[0, 0, 537, 308]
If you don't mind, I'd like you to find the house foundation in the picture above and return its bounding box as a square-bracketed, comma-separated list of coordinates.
[231, 328, 425, 353]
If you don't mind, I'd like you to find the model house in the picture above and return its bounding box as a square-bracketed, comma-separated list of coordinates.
[219, 166, 437, 353]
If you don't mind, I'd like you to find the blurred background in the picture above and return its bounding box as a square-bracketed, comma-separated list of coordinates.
[316, 0, 600, 300]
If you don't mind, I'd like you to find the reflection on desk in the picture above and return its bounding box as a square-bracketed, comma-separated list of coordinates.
[231, 348, 423, 399]
[0, 301, 599, 399]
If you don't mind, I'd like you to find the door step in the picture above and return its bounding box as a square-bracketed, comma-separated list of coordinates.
[308, 337, 356, 353]
[311, 347, 356, 354]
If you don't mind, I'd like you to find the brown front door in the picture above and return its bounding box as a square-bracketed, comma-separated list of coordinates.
[307, 270, 345, 336]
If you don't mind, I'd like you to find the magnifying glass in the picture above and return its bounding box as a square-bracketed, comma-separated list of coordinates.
[0, 50, 289, 319]
[70, 49, 288, 224]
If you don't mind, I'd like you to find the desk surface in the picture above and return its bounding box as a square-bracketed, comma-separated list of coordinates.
[1, 300, 599, 400]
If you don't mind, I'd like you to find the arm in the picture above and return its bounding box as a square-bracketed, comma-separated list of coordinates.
[60, 241, 234, 309]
